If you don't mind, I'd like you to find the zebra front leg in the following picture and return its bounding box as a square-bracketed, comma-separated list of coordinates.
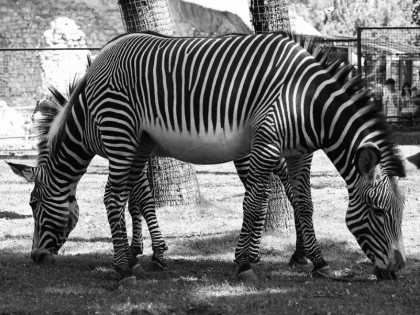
[274, 157, 308, 268]
[234, 142, 280, 281]
[129, 170, 168, 273]
[235, 156, 309, 270]
[104, 177, 137, 286]
[126, 197, 145, 278]
[284, 155, 334, 279]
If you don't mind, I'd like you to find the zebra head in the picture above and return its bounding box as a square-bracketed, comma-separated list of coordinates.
[349, 143, 405, 280]
[6, 62, 88, 264]
[7, 162, 80, 264]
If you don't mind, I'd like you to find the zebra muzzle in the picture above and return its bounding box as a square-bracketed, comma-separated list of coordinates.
[374, 267, 397, 281]
[31, 249, 58, 264]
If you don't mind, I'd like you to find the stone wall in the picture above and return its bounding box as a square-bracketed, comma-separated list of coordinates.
[0, 0, 251, 49]
[0, 0, 251, 150]
[1, 16, 100, 107]
[0, 0, 251, 106]
[0, 0, 124, 48]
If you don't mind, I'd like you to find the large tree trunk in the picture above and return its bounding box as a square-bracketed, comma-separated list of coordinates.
[249, 0, 293, 233]
[118, 0, 200, 207]
[250, 0, 291, 34]
[118, 0, 178, 36]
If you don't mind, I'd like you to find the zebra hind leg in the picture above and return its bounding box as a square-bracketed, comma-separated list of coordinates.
[234, 139, 281, 281]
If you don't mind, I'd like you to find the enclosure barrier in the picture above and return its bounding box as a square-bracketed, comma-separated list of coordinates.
[249, 0, 291, 34]
[118, 0, 177, 35]
[358, 27, 420, 123]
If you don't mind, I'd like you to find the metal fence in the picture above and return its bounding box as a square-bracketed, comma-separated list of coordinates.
[358, 27, 420, 122]
[1, 28, 420, 155]
[0, 41, 359, 156]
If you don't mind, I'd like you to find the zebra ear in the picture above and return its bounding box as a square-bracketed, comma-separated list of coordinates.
[406, 152, 420, 170]
[6, 161, 38, 183]
[355, 143, 381, 184]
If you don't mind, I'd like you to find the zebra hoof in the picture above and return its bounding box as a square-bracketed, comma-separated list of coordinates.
[118, 269, 137, 288]
[312, 266, 335, 279]
[236, 263, 258, 282]
[131, 263, 145, 279]
[288, 254, 308, 268]
[118, 269, 137, 287]
[146, 261, 166, 272]
[236, 269, 258, 282]
[118, 275, 137, 287]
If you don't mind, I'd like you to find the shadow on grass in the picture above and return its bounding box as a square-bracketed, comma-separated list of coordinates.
[195, 170, 237, 175]
[219, 193, 244, 201]
[69, 236, 113, 243]
[167, 230, 370, 272]
[2, 233, 420, 314]
[0, 211, 32, 219]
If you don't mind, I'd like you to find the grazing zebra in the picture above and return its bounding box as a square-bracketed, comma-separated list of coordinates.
[8, 31, 406, 285]
[22, 76, 168, 271]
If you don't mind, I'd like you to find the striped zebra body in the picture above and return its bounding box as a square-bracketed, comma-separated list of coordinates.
[21, 81, 168, 270]
[8, 31, 406, 283]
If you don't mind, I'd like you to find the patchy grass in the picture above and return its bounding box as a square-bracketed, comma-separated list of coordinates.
[1, 147, 420, 314]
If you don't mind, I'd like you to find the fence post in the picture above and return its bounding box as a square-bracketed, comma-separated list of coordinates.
[357, 27, 362, 78]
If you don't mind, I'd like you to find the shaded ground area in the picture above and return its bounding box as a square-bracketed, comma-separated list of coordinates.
[1, 148, 420, 314]
[0, 211, 31, 220]
[1, 233, 420, 315]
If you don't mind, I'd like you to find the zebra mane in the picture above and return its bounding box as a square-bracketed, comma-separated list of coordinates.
[41, 34, 405, 177]
[36, 56, 91, 165]
[284, 32, 405, 177]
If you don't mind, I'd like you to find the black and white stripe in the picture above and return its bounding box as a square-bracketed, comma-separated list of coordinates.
[9, 31, 406, 281]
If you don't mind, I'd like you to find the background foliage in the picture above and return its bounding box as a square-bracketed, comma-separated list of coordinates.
[290, 0, 416, 37]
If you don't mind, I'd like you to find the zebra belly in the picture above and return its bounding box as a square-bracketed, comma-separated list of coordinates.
[147, 127, 252, 164]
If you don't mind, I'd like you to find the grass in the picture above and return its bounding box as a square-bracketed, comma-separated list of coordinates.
[1, 146, 420, 314]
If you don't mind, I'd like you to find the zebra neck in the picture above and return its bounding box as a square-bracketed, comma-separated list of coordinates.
[46, 132, 93, 188]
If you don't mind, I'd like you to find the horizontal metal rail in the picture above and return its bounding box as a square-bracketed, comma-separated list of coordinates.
[0, 135, 37, 140]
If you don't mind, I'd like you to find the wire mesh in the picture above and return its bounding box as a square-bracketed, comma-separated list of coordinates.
[248, 0, 293, 233]
[146, 157, 201, 207]
[265, 173, 294, 233]
[249, 0, 291, 34]
[359, 27, 420, 122]
[118, 0, 178, 36]
[119, 0, 200, 208]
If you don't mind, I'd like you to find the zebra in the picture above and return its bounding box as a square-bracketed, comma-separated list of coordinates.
[7, 31, 406, 285]
[22, 75, 169, 272]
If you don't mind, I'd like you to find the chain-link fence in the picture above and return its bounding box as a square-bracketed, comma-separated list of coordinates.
[2, 28, 420, 156]
[118, 0, 177, 35]
[358, 27, 420, 122]
[249, 0, 292, 33]
[146, 157, 201, 207]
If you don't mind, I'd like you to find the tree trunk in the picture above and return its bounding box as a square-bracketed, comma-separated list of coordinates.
[249, 0, 294, 233]
[118, 0, 200, 207]
[250, 0, 291, 34]
[118, 0, 177, 36]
